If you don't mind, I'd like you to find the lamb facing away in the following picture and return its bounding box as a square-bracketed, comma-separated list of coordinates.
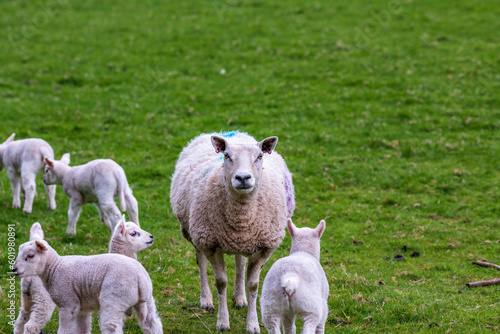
[170, 131, 295, 333]
[14, 217, 155, 333]
[0, 133, 57, 214]
[43, 154, 139, 235]
[260, 219, 329, 334]
[12, 224, 163, 334]
[13, 223, 55, 334]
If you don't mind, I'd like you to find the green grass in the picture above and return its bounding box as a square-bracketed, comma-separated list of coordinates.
[0, 0, 499, 332]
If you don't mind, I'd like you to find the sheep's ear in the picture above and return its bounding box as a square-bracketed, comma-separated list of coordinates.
[61, 153, 70, 165]
[44, 157, 54, 168]
[258, 136, 278, 154]
[113, 216, 126, 236]
[30, 222, 44, 241]
[35, 240, 47, 252]
[3, 133, 15, 145]
[286, 218, 296, 238]
[211, 136, 228, 154]
[315, 220, 326, 238]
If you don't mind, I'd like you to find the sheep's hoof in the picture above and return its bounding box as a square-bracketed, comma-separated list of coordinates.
[235, 303, 246, 310]
[246, 328, 260, 334]
[23, 209, 32, 214]
[201, 303, 214, 313]
[216, 325, 230, 332]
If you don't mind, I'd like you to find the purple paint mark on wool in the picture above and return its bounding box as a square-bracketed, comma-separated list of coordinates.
[283, 171, 295, 217]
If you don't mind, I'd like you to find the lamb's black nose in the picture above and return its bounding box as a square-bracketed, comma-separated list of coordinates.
[12, 267, 17, 272]
[150, 234, 154, 240]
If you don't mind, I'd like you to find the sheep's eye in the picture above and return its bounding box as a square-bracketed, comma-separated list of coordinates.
[257, 154, 263, 161]
[130, 231, 139, 237]
[25, 254, 34, 260]
[224, 153, 230, 159]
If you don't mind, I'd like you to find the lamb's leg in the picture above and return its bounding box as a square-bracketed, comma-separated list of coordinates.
[233, 254, 247, 308]
[24, 298, 55, 334]
[21, 170, 37, 214]
[44, 183, 57, 210]
[124, 188, 140, 226]
[196, 249, 214, 311]
[98, 308, 124, 334]
[262, 314, 281, 334]
[134, 298, 163, 334]
[13, 291, 31, 334]
[246, 248, 274, 334]
[58, 307, 79, 334]
[301, 315, 321, 334]
[7, 167, 21, 209]
[99, 200, 122, 233]
[67, 196, 83, 235]
[283, 315, 296, 334]
[76, 312, 92, 334]
[206, 248, 230, 331]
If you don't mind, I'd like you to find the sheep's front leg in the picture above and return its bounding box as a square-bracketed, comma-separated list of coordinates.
[21, 169, 37, 214]
[196, 249, 214, 311]
[246, 248, 274, 334]
[76, 312, 92, 334]
[233, 254, 247, 308]
[13, 291, 31, 334]
[7, 167, 21, 209]
[206, 248, 230, 331]
[67, 195, 83, 235]
[44, 183, 57, 210]
[58, 307, 79, 334]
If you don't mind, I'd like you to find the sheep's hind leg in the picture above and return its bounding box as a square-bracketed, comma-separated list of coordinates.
[99, 200, 122, 233]
[233, 254, 247, 308]
[21, 170, 37, 214]
[262, 314, 281, 334]
[246, 248, 274, 334]
[196, 249, 214, 311]
[124, 188, 140, 226]
[67, 197, 83, 235]
[45, 183, 57, 210]
[283, 315, 296, 334]
[206, 248, 230, 331]
[7, 167, 22, 209]
[98, 309, 124, 334]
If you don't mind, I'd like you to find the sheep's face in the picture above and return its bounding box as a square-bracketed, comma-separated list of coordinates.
[13, 240, 48, 278]
[43, 153, 70, 185]
[113, 219, 154, 253]
[211, 135, 278, 195]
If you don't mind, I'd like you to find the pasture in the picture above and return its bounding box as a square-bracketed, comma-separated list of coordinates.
[0, 0, 499, 332]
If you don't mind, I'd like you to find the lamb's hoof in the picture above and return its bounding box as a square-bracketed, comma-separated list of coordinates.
[47, 205, 56, 211]
[23, 209, 32, 214]
[235, 302, 246, 310]
[216, 325, 230, 332]
[233, 296, 247, 309]
[12, 203, 21, 209]
[246, 327, 260, 334]
[201, 302, 214, 313]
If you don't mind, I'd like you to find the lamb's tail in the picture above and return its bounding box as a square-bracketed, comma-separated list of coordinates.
[114, 169, 127, 212]
[134, 279, 163, 334]
[281, 272, 300, 299]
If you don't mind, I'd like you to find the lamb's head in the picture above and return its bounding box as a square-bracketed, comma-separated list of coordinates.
[211, 135, 278, 195]
[43, 153, 70, 185]
[0, 133, 15, 169]
[287, 218, 326, 260]
[111, 215, 154, 256]
[13, 224, 50, 279]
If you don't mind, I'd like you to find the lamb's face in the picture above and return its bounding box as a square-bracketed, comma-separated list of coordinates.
[0, 133, 15, 169]
[212, 135, 278, 195]
[122, 222, 154, 252]
[12, 240, 48, 278]
[43, 153, 69, 185]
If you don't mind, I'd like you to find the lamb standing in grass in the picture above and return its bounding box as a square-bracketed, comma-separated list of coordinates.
[0, 133, 57, 214]
[43, 154, 139, 235]
[260, 219, 329, 334]
[14, 217, 155, 333]
[12, 224, 163, 334]
[13, 222, 55, 334]
[170, 131, 295, 333]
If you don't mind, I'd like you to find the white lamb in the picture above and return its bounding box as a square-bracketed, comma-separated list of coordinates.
[13, 223, 55, 334]
[43, 154, 139, 235]
[260, 219, 329, 334]
[12, 224, 163, 334]
[170, 130, 295, 333]
[0, 133, 57, 214]
[14, 217, 154, 333]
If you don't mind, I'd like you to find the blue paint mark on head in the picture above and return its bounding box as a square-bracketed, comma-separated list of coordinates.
[220, 130, 241, 138]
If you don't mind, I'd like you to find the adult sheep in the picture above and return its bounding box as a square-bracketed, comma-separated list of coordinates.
[170, 131, 295, 333]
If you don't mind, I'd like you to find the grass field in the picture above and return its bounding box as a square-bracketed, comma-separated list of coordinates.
[1, 0, 499, 332]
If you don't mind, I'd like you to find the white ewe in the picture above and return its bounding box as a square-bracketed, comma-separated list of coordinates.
[43, 154, 139, 235]
[170, 130, 295, 333]
[0, 133, 57, 214]
[12, 224, 163, 334]
[13, 223, 55, 334]
[261, 219, 329, 334]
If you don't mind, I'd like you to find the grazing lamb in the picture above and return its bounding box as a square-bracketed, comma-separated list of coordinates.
[43, 154, 139, 235]
[12, 224, 163, 334]
[13, 222, 55, 334]
[260, 219, 329, 334]
[0, 133, 57, 214]
[170, 130, 295, 333]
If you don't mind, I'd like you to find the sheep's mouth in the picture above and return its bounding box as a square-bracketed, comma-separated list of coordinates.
[146, 240, 154, 245]
[13, 271, 24, 277]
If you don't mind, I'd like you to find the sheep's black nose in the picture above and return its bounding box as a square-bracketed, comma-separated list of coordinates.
[12, 267, 17, 272]
[149, 234, 154, 240]
[235, 174, 251, 182]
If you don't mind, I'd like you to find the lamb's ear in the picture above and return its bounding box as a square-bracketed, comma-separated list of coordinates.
[3, 133, 15, 145]
[258, 136, 278, 154]
[44, 157, 54, 168]
[113, 215, 126, 237]
[29, 222, 44, 241]
[286, 218, 296, 238]
[315, 220, 326, 238]
[35, 240, 47, 252]
[61, 153, 70, 165]
[211, 136, 228, 154]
